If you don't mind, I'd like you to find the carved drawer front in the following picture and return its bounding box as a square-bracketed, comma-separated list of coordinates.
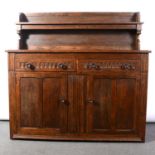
[15, 59, 76, 72]
[78, 59, 140, 73]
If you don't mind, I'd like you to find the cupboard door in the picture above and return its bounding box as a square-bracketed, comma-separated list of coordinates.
[16, 73, 68, 134]
[86, 75, 139, 134]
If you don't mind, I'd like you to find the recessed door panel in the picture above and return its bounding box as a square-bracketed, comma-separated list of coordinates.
[20, 78, 42, 127]
[115, 79, 136, 130]
[43, 76, 67, 132]
[86, 76, 113, 133]
[93, 78, 112, 130]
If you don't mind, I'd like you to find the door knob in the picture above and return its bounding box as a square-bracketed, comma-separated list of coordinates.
[59, 98, 69, 105]
[87, 99, 95, 104]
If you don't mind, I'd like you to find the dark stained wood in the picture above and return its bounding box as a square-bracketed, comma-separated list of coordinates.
[16, 13, 142, 50]
[86, 75, 140, 134]
[9, 72, 16, 138]
[43, 75, 68, 133]
[93, 78, 112, 131]
[12, 133, 143, 141]
[43, 78, 61, 128]
[7, 49, 150, 53]
[18, 24, 141, 31]
[67, 75, 86, 133]
[8, 53, 16, 139]
[8, 53, 15, 71]
[115, 78, 136, 130]
[23, 30, 136, 50]
[7, 12, 150, 142]
[18, 12, 140, 23]
[17, 22, 143, 25]
[15, 57, 76, 72]
[78, 59, 140, 74]
[139, 73, 148, 141]
[86, 76, 112, 133]
[20, 77, 42, 127]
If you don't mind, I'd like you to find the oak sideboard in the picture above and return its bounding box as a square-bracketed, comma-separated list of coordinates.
[7, 12, 150, 141]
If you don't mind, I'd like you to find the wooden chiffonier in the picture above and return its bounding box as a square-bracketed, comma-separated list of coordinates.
[7, 12, 150, 141]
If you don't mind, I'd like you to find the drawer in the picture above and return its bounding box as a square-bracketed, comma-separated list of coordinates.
[15, 55, 76, 72]
[78, 59, 140, 73]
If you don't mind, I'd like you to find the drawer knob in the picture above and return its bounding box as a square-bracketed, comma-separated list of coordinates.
[58, 63, 68, 70]
[26, 63, 35, 70]
[87, 63, 100, 70]
[121, 64, 135, 70]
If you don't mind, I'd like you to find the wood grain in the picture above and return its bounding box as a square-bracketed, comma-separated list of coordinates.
[43, 75, 68, 133]
[20, 77, 42, 127]
[7, 12, 150, 141]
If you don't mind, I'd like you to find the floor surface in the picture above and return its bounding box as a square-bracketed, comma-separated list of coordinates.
[0, 121, 155, 155]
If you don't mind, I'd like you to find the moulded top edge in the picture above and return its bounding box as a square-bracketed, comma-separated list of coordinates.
[18, 12, 141, 23]
[6, 49, 151, 53]
[16, 22, 143, 25]
[19, 12, 140, 15]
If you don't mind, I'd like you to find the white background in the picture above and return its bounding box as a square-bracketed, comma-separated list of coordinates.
[0, 0, 154, 121]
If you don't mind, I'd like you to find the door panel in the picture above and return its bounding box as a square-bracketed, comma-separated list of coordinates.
[67, 75, 86, 133]
[86, 76, 113, 133]
[93, 78, 112, 131]
[115, 79, 136, 131]
[43, 76, 67, 132]
[20, 78, 42, 127]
